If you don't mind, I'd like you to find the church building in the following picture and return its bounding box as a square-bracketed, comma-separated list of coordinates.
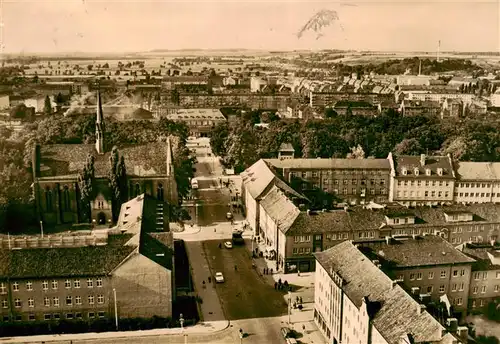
[32, 91, 178, 227]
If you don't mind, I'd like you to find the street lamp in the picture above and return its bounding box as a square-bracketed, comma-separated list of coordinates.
[180, 313, 187, 344]
[239, 328, 244, 344]
[113, 288, 118, 331]
[288, 291, 292, 325]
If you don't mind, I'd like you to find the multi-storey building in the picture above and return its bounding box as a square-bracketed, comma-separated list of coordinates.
[458, 243, 500, 312]
[314, 241, 464, 344]
[308, 91, 394, 108]
[166, 108, 227, 138]
[406, 92, 474, 105]
[453, 162, 500, 204]
[0, 194, 174, 323]
[356, 236, 476, 320]
[388, 153, 455, 206]
[265, 158, 391, 205]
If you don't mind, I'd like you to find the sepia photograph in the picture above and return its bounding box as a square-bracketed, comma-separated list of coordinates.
[0, 0, 499, 343]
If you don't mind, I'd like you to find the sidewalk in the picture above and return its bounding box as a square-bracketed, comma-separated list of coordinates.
[278, 308, 326, 344]
[0, 320, 230, 343]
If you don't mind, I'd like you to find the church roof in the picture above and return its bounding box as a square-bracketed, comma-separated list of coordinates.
[40, 142, 172, 178]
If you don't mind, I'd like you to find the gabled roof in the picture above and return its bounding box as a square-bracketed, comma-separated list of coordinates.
[314, 241, 452, 344]
[259, 186, 300, 233]
[392, 155, 454, 178]
[356, 235, 476, 268]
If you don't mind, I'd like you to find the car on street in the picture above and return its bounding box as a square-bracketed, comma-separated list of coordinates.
[224, 241, 233, 249]
[215, 272, 225, 283]
[226, 212, 233, 220]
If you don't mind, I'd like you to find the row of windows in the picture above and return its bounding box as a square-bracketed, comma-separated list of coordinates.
[458, 182, 495, 189]
[292, 247, 312, 254]
[397, 180, 450, 187]
[0, 279, 103, 293]
[328, 188, 386, 196]
[456, 192, 499, 198]
[397, 190, 449, 198]
[325, 179, 386, 186]
[408, 269, 466, 281]
[290, 170, 386, 178]
[472, 285, 500, 294]
[472, 300, 488, 308]
[2, 311, 106, 322]
[473, 271, 500, 280]
[2, 295, 105, 309]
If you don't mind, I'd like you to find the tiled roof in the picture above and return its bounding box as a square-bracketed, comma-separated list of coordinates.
[260, 186, 300, 233]
[279, 143, 295, 152]
[40, 142, 171, 178]
[286, 210, 351, 235]
[314, 241, 451, 344]
[459, 243, 500, 271]
[393, 155, 454, 178]
[264, 158, 390, 170]
[455, 162, 500, 181]
[356, 236, 476, 268]
[0, 234, 135, 279]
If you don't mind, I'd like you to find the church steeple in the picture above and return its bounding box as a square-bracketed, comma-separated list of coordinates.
[95, 90, 105, 154]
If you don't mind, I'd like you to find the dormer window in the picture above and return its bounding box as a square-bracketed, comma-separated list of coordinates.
[437, 168, 443, 176]
[402, 168, 407, 176]
[425, 169, 431, 176]
[414, 168, 419, 176]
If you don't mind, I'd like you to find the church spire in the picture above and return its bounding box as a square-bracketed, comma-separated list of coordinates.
[95, 90, 105, 154]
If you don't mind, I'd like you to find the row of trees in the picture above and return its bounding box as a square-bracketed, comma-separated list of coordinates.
[210, 109, 500, 173]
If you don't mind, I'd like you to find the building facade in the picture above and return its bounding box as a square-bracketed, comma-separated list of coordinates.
[453, 162, 500, 204]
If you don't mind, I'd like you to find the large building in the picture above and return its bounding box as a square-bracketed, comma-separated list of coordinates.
[314, 241, 465, 344]
[32, 91, 178, 226]
[453, 162, 500, 204]
[388, 153, 456, 206]
[265, 158, 391, 205]
[355, 236, 476, 320]
[166, 108, 226, 138]
[0, 194, 174, 323]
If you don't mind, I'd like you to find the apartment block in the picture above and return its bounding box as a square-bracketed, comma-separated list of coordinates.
[458, 243, 500, 312]
[314, 241, 463, 344]
[453, 162, 500, 204]
[355, 236, 476, 320]
[388, 153, 455, 206]
[0, 194, 174, 323]
[265, 158, 391, 204]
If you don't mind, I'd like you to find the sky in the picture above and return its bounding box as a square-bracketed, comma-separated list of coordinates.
[3, 0, 500, 53]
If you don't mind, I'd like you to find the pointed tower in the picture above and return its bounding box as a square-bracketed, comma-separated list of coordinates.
[166, 136, 173, 176]
[95, 90, 105, 154]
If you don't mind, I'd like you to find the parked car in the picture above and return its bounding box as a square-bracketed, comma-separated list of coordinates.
[281, 327, 292, 339]
[224, 241, 233, 249]
[215, 272, 225, 283]
[226, 212, 233, 220]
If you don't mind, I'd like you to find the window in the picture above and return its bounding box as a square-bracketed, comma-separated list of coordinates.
[87, 279, 93, 288]
[455, 298, 463, 306]
[452, 284, 457, 292]
[75, 312, 82, 319]
[53, 313, 60, 320]
[157, 183, 164, 201]
[14, 299, 21, 308]
[0, 283, 6, 294]
[472, 300, 476, 308]
[460, 269, 466, 276]
[1, 300, 7, 308]
[459, 283, 464, 291]
[135, 183, 141, 197]
[292, 248, 298, 254]
[494, 285, 499, 292]
[44, 314, 52, 321]
[474, 272, 480, 280]
[481, 286, 486, 293]
[65, 280, 71, 289]
[66, 313, 74, 320]
[453, 270, 458, 277]
[409, 273, 415, 280]
[98, 311, 105, 318]
[440, 271, 446, 278]
[97, 295, 104, 304]
[28, 298, 34, 308]
[75, 296, 82, 305]
[44, 297, 50, 307]
[29, 314, 35, 321]
[417, 273, 423, 280]
[51, 280, 58, 290]
[439, 285, 445, 293]
[73, 280, 80, 288]
[42, 281, 48, 290]
[45, 187, 53, 212]
[88, 295, 94, 305]
[66, 296, 72, 306]
[428, 272, 434, 279]
[12, 282, 19, 291]
[473, 286, 478, 294]
[483, 272, 488, 280]
[88, 312, 95, 319]
[62, 185, 70, 211]
[427, 286, 433, 293]
[53, 297, 60, 307]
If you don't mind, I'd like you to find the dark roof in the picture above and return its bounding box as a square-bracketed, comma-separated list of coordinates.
[286, 211, 351, 235]
[460, 244, 500, 271]
[314, 241, 451, 344]
[40, 143, 171, 178]
[0, 234, 135, 279]
[393, 155, 454, 178]
[356, 236, 476, 268]
[265, 158, 391, 170]
[139, 232, 173, 270]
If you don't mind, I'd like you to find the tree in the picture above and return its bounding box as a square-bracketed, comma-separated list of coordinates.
[108, 147, 127, 222]
[77, 154, 95, 223]
[43, 96, 52, 115]
[324, 108, 338, 118]
[346, 144, 365, 159]
[102, 63, 109, 68]
[209, 122, 229, 157]
[394, 138, 424, 155]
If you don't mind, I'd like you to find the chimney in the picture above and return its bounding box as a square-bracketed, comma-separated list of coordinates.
[385, 236, 391, 245]
[391, 280, 398, 289]
[417, 304, 426, 315]
[307, 209, 310, 216]
[420, 154, 426, 166]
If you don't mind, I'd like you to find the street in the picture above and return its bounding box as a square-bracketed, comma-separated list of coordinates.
[202, 240, 289, 320]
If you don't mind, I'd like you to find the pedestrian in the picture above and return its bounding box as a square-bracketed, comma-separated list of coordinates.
[270, 268, 273, 274]
[296, 296, 300, 303]
[278, 278, 282, 284]
[208, 276, 211, 283]
[299, 296, 303, 304]
[274, 282, 277, 290]
[302, 324, 306, 331]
